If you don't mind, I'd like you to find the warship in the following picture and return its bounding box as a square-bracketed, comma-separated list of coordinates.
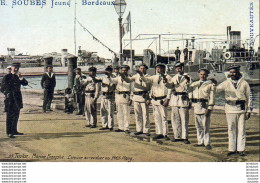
[131, 27, 260, 85]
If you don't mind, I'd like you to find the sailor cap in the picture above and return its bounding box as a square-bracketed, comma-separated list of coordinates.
[227, 65, 240, 71]
[45, 65, 53, 68]
[198, 68, 210, 74]
[74, 68, 81, 71]
[11, 62, 21, 67]
[105, 66, 113, 72]
[155, 63, 166, 69]
[174, 62, 184, 68]
[88, 67, 97, 72]
[120, 65, 130, 70]
[138, 64, 148, 69]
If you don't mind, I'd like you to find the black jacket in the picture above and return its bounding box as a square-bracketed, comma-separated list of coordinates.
[41, 72, 56, 90]
[0, 73, 28, 111]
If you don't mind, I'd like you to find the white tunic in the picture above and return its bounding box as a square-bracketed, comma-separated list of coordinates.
[216, 77, 252, 114]
[123, 73, 151, 102]
[110, 75, 131, 104]
[142, 73, 172, 105]
[169, 73, 192, 107]
[189, 80, 216, 114]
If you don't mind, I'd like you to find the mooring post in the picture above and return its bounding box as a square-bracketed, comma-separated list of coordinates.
[67, 55, 78, 89]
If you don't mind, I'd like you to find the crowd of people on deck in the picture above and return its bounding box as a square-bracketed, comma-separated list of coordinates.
[0, 61, 253, 157]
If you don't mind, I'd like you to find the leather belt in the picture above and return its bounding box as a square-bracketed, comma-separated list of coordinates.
[118, 91, 130, 95]
[152, 96, 166, 101]
[134, 91, 148, 95]
[192, 99, 208, 103]
[102, 92, 114, 96]
[226, 100, 245, 106]
[175, 92, 187, 96]
[85, 90, 95, 94]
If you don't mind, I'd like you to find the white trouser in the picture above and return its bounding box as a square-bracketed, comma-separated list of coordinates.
[171, 107, 189, 139]
[85, 96, 97, 126]
[117, 103, 130, 131]
[226, 113, 246, 152]
[152, 105, 168, 136]
[134, 102, 150, 133]
[195, 114, 211, 146]
[100, 98, 114, 129]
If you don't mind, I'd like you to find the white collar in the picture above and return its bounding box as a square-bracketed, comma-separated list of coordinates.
[46, 72, 54, 78]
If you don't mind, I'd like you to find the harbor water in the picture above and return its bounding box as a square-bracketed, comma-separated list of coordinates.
[23, 75, 260, 109]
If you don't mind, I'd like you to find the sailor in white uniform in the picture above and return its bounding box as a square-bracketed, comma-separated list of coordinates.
[216, 65, 252, 156]
[189, 68, 216, 149]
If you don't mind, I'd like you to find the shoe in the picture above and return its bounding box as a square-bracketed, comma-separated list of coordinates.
[152, 134, 164, 140]
[227, 151, 236, 156]
[109, 128, 114, 131]
[171, 138, 181, 142]
[238, 151, 246, 157]
[7, 134, 15, 138]
[99, 127, 109, 130]
[125, 130, 131, 134]
[115, 129, 124, 132]
[76, 112, 83, 115]
[183, 139, 191, 144]
[90, 125, 97, 128]
[83, 114, 85, 116]
[194, 144, 204, 147]
[13, 132, 24, 136]
[134, 132, 143, 136]
[43, 110, 46, 113]
[85, 125, 91, 128]
[205, 145, 212, 150]
[144, 133, 150, 137]
[164, 135, 170, 141]
[47, 109, 53, 111]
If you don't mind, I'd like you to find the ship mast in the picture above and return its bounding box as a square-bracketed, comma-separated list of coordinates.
[74, 0, 77, 55]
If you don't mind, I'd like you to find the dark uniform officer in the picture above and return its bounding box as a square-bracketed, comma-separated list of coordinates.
[0, 63, 28, 138]
[41, 65, 56, 112]
[73, 68, 86, 115]
[175, 47, 181, 61]
[183, 47, 189, 62]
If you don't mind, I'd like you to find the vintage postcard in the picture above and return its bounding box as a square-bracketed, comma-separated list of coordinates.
[0, 0, 259, 180]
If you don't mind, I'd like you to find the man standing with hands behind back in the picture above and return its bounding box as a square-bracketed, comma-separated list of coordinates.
[41, 65, 56, 112]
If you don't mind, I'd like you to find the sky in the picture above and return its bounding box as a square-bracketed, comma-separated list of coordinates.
[0, 0, 259, 58]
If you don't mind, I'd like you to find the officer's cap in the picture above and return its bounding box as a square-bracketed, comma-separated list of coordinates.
[11, 62, 21, 67]
[139, 64, 148, 69]
[120, 65, 130, 70]
[227, 65, 240, 71]
[198, 68, 210, 74]
[113, 66, 119, 70]
[105, 66, 113, 72]
[88, 67, 97, 72]
[6, 66, 11, 69]
[155, 63, 166, 69]
[175, 62, 184, 68]
[74, 68, 81, 72]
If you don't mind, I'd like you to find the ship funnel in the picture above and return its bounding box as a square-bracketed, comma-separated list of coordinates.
[230, 31, 241, 49]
